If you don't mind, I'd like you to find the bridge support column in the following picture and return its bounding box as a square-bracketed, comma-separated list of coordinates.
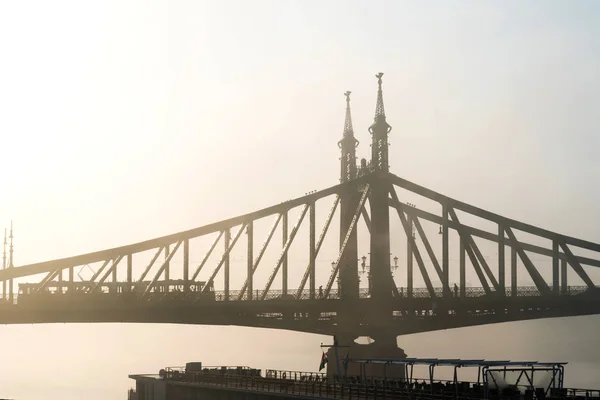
[369, 176, 393, 302]
[224, 229, 230, 301]
[325, 331, 406, 379]
[338, 188, 360, 300]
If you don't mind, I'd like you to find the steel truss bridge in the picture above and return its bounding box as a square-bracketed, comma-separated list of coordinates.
[1, 74, 599, 340]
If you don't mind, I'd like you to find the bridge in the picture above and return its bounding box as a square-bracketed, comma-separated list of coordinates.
[1, 74, 599, 348]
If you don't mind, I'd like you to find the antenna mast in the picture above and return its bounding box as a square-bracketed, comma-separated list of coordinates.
[2, 228, 6, 301]
[8, 221, 13, 303]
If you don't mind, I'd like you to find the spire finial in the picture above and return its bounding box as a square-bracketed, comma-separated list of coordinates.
[343, 91, 354, 136]
[374, 72, 386, 118]
[369, 72, 391, 172]
[338, 90, 359, 182]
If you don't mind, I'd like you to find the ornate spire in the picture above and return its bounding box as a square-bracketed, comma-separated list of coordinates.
[374, 72, 386, 119]
[338, 91, 359, 182]
[369, 73, 391, 172]
[343, 91, 354, 136]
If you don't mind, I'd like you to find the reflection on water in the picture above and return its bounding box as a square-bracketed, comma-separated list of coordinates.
[0, 315, 598, 399]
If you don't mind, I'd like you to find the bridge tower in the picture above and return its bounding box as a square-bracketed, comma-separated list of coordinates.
[337, 91, 360, 300]
[327, 75, 406, 379]
[368, 73, 394, 303]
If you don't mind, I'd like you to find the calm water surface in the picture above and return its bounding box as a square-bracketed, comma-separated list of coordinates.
[0, 315, 598, 399]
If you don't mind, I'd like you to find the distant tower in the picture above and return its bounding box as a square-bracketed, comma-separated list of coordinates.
[8, 221, 13, 303]
[338, 91, 359, 182]
[2, 228, 6, 300]
[337, 91, 360, 300]
[369, 73, 392, 172]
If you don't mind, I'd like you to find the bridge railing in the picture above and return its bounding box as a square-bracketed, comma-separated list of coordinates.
[161, 367, 505, 400]
[154, 285, 589, 302]
[3, 284, 592, 307]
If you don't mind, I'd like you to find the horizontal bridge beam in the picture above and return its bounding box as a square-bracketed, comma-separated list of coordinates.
[389, 200, 600, 268]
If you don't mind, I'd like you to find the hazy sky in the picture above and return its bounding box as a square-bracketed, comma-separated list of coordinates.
[0, 0, 599, 289]
[0, 2, 600, 398]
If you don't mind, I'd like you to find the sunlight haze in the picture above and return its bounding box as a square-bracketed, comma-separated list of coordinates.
[0, 0, 599, 398]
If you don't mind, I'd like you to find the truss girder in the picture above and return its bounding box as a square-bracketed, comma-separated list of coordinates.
[388, 199, 600, 268]
[388, 174, 600, 253]
[296, 197, 339, 297]
[260, 205, 310, 299]
[394, 200, 436, 298]
[203, 225, 247, 294]
[504, 226, 551, 295]
[144, 241, 183, 295]
[2, 171, 599, 310]
[190, 232, 224, 282]
[238, 214, 282, 300]
[90, 259, 112, 283]
[558, 240, 594, 288]
[389, 188, 439, 296]
[36, 268, 61, 293]
[446, 208, 492, 294]
[448, 208, 500, 291]
[0, 176, 372, 281]
[91, 255, 124, 294]
[324, 184, 370, 298]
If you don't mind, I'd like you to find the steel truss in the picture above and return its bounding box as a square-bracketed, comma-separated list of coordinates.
[0, 172, 599, 334]
[387, 173, 600, 299]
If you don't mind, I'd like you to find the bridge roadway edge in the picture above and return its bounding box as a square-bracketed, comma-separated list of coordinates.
[2, 292, 600, 336]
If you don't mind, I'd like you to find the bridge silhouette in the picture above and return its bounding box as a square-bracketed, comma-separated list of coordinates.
[0, 73, 599, 343]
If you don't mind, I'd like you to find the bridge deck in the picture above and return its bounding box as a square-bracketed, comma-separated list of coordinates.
[3, 285, 600, 335]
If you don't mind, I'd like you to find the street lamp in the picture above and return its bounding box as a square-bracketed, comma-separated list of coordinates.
[359, 254, 399, 292]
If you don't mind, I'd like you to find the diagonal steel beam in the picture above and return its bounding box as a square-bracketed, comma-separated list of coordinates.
[296, 196, 340, 298]
[261, 206, 310, 299]
[388, 173, 600, 253]
[413, 217, 444, 283]
[360, 205, 371, 233]
[504, 226, 551, 295]
[238, 214, 283, 300]
[36, 268, 61, 293]
[91, 255, 124, 294]
[202, 224, 247, 294]
[389, 199, 600, 268]
[390, 195, 436, 298]
[89, 259, 112, 283]
[325, 185, 370, 298]
[137, 248, 163, 283]
[448, 209, 492, 294]
[558, 241, 594, 288]
[448, 209, 499, 291]
[1, 177, 370, 282]
[389, 188, 445, 285]
[190, 231, 224, 282]
[144, 241, 183, 295]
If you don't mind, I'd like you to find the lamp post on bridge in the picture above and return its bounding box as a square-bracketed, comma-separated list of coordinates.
[359, 254, 398, 296]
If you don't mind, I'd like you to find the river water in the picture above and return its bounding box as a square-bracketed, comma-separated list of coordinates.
[0, 315, 598, 399]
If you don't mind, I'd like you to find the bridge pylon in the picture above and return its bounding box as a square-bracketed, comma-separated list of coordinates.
[337, 91, 360, 301]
